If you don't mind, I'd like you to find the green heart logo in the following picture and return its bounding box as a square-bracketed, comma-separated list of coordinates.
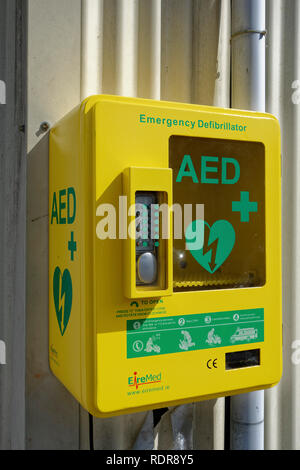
[186, 220, 235, 274]
[53, 267, 73, 336]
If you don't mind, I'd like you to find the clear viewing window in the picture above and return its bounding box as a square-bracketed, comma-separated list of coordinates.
[169, 135, 265, 291]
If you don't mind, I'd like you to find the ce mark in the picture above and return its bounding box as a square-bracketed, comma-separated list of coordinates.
[207, 358, 218, 369]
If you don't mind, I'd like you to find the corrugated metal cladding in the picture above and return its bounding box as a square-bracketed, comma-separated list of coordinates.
[24, 0, 300, 450]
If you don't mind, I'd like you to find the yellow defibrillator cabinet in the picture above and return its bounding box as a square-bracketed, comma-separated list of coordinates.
[49, 95, 282, 417]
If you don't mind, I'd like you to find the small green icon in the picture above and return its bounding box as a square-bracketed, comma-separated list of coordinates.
[53, 267, 73, 336]
[68, 231, 77, 261]
[232, 191, 258, 222]
[155, 242, 160, 247]
[143, 241, 148, 247]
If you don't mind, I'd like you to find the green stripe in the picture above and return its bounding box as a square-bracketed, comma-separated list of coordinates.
[127, 308, 264, 358]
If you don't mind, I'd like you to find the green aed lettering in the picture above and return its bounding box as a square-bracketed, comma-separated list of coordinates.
[51, 187, 76, 224]
[176, 155, 240, 185]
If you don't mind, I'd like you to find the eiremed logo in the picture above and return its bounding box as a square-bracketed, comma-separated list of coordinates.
[128, 371, 162, 390]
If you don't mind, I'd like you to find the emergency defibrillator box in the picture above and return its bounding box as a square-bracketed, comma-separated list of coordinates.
[49, 95, 282, 417]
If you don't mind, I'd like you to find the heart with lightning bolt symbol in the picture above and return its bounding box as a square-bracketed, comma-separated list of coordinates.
[185, 220, 236, 274]
[53, 267, 73, 335]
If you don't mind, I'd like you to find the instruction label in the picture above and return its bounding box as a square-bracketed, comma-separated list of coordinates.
[127, 308, 264, 358]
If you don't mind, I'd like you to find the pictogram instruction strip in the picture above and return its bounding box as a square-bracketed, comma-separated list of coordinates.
[127, 308, 264, 358]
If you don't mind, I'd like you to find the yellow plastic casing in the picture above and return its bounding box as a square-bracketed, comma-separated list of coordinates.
[49, 95, 282, 417]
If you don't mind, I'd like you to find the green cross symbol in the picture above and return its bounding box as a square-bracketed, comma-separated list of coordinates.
[232, 191, 258, 222]
[68, 231, 77, 261]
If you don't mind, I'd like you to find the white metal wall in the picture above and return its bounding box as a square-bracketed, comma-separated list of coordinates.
[26, 0, 300, 449]
[265, 0, 300, 450]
